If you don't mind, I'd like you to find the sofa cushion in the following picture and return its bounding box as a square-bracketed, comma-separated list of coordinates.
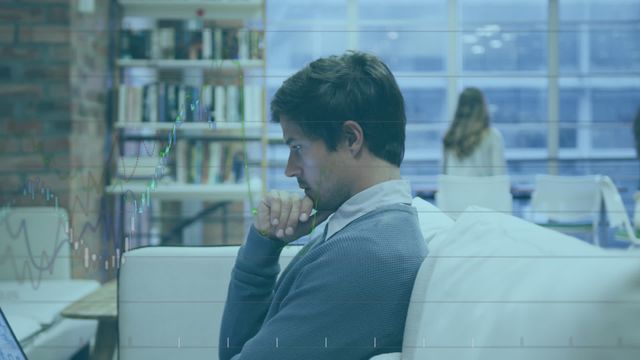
[4, 313, 41, 342]
[0, 280, 99, 326]
[411, 197, 454, 244]
[403, 206, 640, 360]
[24, 318, 97, 360]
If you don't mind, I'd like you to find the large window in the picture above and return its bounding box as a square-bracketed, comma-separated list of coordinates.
[559, 0, 640, 159]
[358, 0, 447, 169]
[266, 0, 640, 202]
[461, 0, 548, 72]
[459, 0, 548, 157]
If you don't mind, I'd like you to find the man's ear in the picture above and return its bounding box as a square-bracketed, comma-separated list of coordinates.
[342, 120, 364, 156]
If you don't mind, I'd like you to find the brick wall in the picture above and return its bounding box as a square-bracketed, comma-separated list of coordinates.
[69, 0, 110, 280]
[0, 0, 110, 281]
[0, 0, 71, 207]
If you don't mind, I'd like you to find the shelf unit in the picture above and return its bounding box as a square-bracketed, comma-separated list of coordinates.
[119, 0, 262, 20]
[110, 0, 267, 247]
[117, 58, 263, 69]
[106, 179, 262, 202]
[113, 121, 261, 132]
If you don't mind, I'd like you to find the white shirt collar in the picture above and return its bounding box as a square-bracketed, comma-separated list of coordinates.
[324, 179, 412, 240]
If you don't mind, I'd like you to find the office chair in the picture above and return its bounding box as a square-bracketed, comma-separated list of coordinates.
[530, 175, 604, 245]
[435, 174, 513, 219]
[600, 176, 640, 246]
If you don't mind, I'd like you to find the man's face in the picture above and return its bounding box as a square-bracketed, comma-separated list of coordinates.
[280, 116, 350, 212]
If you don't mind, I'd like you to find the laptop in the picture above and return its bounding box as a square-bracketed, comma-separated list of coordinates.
[0, 308, 28, 360]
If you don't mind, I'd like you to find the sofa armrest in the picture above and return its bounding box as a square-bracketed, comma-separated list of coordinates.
[4, 313, 40, 342]
[369, 352, 402, 360]
[118, 245, 303, 360]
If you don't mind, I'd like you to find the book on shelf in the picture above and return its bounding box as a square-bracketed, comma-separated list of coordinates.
[119, 20, 264, 61]
[186, 20, 204, 60]
[118, 83, 263, 125]
[214, 85, 225, 124]
[177, 85, 186, 121]
[221, 27, 239, 60]
[156, 23, 175, 59]
[249, 30, 263, 60]
[120, 28, 152, 60]
[175, 140, 244, 185]
[202, 27, 213, 60]
[207, 142, 222, 184]
[213, 27, 223, 61]
[175, 139, 187, 183]
[226, 84, 240, 123]
[188, 140, 204, 183]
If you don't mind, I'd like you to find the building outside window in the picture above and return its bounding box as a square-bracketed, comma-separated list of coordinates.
[266, 0, 640, 211]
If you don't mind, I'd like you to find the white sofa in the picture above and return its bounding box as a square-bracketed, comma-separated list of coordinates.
[0, 207, 99, 360]
[397, 201, 640, 360]
[118, 245, 302, 359]
[118, 198, 640, 360]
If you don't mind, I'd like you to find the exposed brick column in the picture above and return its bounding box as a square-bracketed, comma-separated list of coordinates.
[0, 0, 72, 210]
[69, 0, 110, 280]
[0, 0, 110, 281]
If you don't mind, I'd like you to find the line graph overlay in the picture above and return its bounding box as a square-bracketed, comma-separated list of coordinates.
[1, 69, 265, 285]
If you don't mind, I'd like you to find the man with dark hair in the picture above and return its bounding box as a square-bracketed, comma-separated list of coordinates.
[219, 51, 428, 360]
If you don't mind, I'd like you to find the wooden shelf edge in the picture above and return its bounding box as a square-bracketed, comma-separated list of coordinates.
[114, 121, 262, 131]
[119, 0, 263, 20]
[106, 179, 262, 201]
[117, 58, 263, 69]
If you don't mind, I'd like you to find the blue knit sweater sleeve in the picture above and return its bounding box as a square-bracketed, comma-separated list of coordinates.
[219, 226, 286, 360]
[219, 206, 427, 360]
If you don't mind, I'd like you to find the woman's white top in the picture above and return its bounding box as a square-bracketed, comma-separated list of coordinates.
[443, 127, 507, 176]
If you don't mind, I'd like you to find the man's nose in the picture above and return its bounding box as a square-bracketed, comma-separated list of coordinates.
[285, 156, 300, 178]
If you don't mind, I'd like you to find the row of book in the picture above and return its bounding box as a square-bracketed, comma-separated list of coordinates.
[120, 20, 263, 61]
[118, 83, 263, 124]
[116, 142, 244, 185]
[178, 141, 244, 184]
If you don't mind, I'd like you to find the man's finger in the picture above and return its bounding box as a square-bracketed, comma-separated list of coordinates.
[277, 191, 293, 238]
[298, 196, 315, 222]
[285, 195, 302, 236]
[255, 199, 271, 234]
[268, 191, 281, 226]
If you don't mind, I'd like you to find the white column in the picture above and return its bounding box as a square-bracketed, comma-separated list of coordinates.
[446, 0, 460, 122]
[548, 0, 560, 174]
[347, 0, 358, 50]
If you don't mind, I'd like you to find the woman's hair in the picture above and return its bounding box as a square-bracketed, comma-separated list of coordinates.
[634, 107, 640, 158]
[443, 87, 490, 158]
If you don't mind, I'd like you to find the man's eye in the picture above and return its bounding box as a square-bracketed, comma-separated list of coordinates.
[291, 145, 302, 151]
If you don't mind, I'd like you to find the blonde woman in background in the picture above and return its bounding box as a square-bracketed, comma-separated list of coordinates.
[442, 87, 507, 176]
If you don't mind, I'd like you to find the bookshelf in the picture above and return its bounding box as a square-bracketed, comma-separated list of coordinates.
[106, 179, 262, 201]
[119, 0, 262, 20]
[110, 0, 267, 247]
[116, 58, 263, 69]
[113, 121, 263, 138]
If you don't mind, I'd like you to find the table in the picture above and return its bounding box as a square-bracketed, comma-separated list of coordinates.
[61, 280, 117, 360]
[415, 185, 534, 201]
[415, 184, 625, 246]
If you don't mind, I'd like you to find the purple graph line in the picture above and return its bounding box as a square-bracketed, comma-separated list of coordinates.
[0, 214, 70, 289]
